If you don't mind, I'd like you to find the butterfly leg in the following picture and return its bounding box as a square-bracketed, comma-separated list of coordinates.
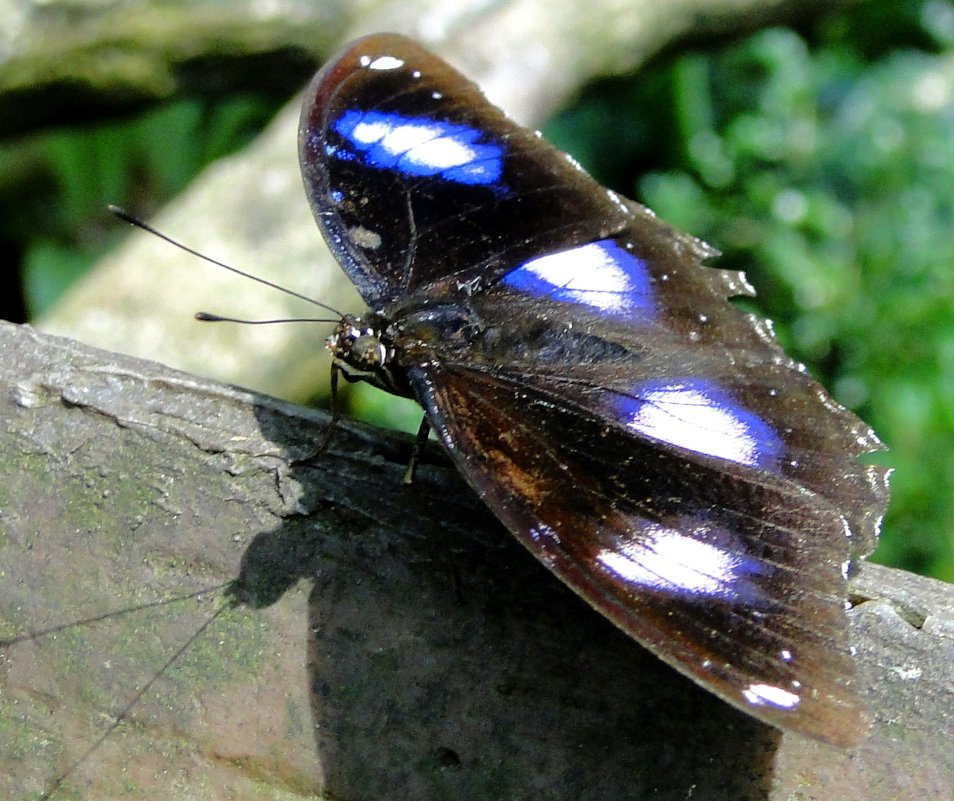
[403, 415, 431, 484]
[317, 364, 342, 455]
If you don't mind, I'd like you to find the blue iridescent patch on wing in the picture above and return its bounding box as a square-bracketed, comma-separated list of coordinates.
[328, 109, 504, 186]
[610, 378, 784, 470]
[595, 516, 774, 605]
[500, 239, 656, 320]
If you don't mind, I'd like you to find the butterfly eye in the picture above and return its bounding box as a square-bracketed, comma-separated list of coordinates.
[325, 319, 388, 371]
[351, 334, 388, 369]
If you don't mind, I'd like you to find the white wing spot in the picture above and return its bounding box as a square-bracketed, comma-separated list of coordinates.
[742, 683, 800, 709]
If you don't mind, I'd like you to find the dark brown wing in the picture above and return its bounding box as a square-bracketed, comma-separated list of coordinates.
[395, 211, 887, 746]
[409, 362, 869, 745]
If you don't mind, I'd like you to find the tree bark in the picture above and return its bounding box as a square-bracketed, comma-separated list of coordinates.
[1, 321, 951, 801]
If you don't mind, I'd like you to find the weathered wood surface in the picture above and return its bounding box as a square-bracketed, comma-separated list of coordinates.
[1, 322, 952, 801]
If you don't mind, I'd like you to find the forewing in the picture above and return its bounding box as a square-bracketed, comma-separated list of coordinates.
[299, 34, 631, 308]
[410, 363, 869, 745]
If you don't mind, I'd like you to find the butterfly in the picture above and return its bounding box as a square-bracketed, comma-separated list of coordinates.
[298, 33, 890, 746]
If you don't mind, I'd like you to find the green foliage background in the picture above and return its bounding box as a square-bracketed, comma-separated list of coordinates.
[3, 0, 952, 580]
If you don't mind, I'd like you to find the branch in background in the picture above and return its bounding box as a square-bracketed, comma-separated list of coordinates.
[31, 0, 856, 402]
[2, 0, 849, 134]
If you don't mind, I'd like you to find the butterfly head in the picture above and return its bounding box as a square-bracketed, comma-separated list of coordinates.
[326, 311, 416, 398]
[327, 312, 390, 372]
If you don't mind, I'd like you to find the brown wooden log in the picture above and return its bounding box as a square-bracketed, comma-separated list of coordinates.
[1, 321, 951, 801]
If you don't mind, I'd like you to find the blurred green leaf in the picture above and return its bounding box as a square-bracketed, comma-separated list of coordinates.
[8, 95, 282, 318]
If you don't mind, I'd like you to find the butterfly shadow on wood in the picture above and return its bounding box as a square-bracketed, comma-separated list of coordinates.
[244, 405, 782, 801]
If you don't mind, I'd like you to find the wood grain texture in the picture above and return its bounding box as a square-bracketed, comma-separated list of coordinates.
[1, 322, 951, 801]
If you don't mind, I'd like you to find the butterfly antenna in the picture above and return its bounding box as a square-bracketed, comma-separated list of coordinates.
[194, 311, 339, 325]
[23, 586, 237, 800]
[108, 205, 344, 318]
[0, 582, 232, 648]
